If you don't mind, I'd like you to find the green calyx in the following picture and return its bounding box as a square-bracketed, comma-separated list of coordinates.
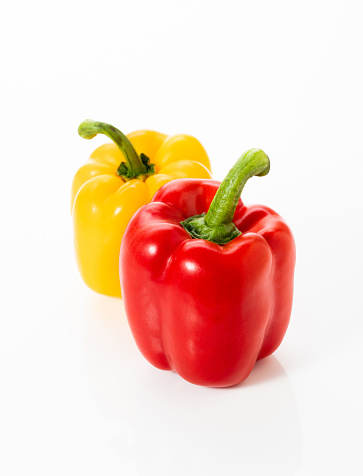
[181, 212, 242, 244]
[181, 148, 270, 245]
[78, 119, 156, 181]
[116, 152, 155, 181]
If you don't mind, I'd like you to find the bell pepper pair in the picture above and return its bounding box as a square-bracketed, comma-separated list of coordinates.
[72, 120, 295, 387]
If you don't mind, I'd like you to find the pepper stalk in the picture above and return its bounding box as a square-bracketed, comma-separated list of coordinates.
[181, 148, 270, 244]
[78, 119, 155, 181]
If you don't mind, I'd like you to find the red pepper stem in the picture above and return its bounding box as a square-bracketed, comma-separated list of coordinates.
[78, 120, 155, 181]
[181, 149, 270, 244]
[206, 148, 270, 226]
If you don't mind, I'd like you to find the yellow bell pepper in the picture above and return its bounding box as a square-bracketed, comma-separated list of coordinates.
[71, 120, 212, 297]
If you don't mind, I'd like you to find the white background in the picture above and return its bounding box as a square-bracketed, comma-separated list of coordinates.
[1, 1, 362, 474]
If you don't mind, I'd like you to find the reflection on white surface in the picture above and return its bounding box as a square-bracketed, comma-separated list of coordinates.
[83, 293, 303, 476]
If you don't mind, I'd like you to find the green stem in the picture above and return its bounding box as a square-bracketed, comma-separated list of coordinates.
[78, 119, 155, 181]
[181, 148, 270, 244]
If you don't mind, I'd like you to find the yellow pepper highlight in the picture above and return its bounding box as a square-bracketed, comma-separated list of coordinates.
[71, 120, 212, 297]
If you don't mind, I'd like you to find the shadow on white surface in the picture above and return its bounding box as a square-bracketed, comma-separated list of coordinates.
[82, 293, 303, 475]
[234, 355, 287, 389]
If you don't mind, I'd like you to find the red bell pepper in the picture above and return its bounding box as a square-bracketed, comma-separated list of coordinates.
[120, 149, 295, 387]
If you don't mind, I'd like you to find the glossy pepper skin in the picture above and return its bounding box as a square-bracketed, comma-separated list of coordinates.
[120, 149, 295, 387]
[71, 120, 212, 297]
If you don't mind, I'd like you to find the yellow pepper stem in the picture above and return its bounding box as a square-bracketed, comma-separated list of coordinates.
[78, 119, 156, 181]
